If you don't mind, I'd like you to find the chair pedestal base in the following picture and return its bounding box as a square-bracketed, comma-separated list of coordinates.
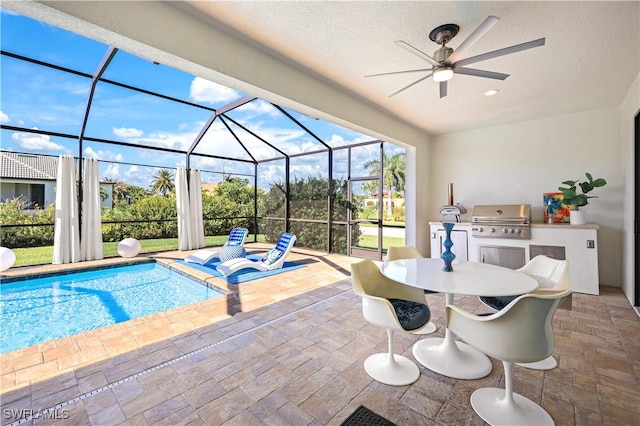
[364, 353, 419, 386]
[516, 355, 557, 370]
[412, 336, 492, 379]
[471, 387, 554, 426]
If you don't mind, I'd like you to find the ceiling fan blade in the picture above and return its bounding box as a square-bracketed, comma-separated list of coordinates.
[454, 38, 545, 67]
[455, 67, 509, 80]
[395, 40, 440, 66]
[365, 68, 433, 78]
[389, 73, 433, 97]
[439, 81, 448, 98]
[447, 15, 500, 63]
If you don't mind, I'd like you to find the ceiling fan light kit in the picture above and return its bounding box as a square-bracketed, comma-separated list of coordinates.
[366, 15, 545, 98]
[433, 66, 454, 82]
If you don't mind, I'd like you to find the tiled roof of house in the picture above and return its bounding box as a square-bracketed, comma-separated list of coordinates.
[201, 182, 219, 192]
[0, 151, 59, 180]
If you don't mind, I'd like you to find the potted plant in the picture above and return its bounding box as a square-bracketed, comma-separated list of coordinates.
[558, 172, 607, 224]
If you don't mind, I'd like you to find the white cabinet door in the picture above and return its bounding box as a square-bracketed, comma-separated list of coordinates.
[435, 229, 468, 261]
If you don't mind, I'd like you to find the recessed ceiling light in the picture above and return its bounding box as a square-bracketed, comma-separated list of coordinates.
[484, 89, 499, 96]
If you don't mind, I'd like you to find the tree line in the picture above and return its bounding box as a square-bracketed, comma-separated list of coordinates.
[1, 151, 406, 253]
[0, 175, 360, 254]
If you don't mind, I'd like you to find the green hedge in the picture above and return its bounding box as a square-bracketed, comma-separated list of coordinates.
[1, 177, 359, 253]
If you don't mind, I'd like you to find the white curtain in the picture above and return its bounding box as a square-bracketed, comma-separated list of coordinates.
[80, 158, 104, 261]
[189, 169, 205, 249]
[176, 168, 206, 251]
[176, 168, 191, 251]
[53, 156, 80, 264]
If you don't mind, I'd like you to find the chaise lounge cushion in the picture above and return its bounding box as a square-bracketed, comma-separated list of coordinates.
[262, 248, 283, 265]
[184, 228, 249, 265]
[185, 249, 220, 265]
[216, 232, 296, 277]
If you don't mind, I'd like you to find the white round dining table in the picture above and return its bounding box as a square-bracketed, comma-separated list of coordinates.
[380, 258, 538, 379]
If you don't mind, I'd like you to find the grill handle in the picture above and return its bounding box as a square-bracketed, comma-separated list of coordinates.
[472, 218, 530, 224]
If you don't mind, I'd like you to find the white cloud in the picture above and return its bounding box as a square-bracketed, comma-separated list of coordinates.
[59, 80, 90, 96]
[235, 99, 279, 117]
[329, 134, 346, 145]
[257, 163, 286, 189]
[0, 111, 9, 123]
[103, 163, 120, 179]
[189, 77, 241, 104]
[139, 132, 193, 151]
[290, 162, 324, 180]
[12, 130, 66, 152]
[113, 127, 144, 138]
[125, 165, 139, 179]
[84, 147, 124, 162]
[328, 131, 372, 147]
[123, 165, 157, 188]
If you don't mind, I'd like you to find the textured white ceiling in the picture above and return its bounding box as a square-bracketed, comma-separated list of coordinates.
[180, 1, 640, 135]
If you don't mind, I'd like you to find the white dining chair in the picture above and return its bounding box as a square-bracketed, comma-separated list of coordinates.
[447, 289, 571, 426]
[351, 259, 434, 386]
[385, 246, 438, 334]
[479, 255, 570, 370]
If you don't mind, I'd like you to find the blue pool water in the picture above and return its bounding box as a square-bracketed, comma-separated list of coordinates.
[0, 262, 224, 353]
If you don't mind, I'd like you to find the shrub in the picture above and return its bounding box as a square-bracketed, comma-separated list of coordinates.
[0, 197, 55, 248]
[259, 176, 360, 254]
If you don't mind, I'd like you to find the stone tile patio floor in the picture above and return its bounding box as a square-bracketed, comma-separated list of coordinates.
[1, 244, 639, 425]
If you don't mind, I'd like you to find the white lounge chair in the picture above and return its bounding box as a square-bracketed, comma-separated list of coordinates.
[184, 228, 249, 265]
[216, 233, 296, 277]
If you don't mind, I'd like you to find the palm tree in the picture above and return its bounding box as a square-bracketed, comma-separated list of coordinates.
[364, 152, 406, 217]
[150, 169, 174, 196]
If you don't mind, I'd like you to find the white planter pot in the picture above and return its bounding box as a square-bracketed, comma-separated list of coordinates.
[570, 210, 586, 225]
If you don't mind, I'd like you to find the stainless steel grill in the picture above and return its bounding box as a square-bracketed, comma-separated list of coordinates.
[471, 204, 531, 239]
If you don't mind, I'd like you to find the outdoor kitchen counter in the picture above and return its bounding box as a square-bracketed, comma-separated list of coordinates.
[429, 222, 600, 295]
[530, 222, 600, 229]
[429, 221, 599, 229]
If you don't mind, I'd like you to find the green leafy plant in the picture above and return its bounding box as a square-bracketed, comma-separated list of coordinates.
[558, 172, 607, 209]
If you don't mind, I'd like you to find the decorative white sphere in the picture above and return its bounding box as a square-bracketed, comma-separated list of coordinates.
[0, 247, 16, 272]
[117, 238, 141, 258]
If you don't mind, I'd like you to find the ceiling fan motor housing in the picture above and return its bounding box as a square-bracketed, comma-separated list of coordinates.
[434, 46, 453, 63]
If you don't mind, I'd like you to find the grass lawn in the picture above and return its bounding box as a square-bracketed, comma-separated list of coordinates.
[9, 232, 403, 268]
[358, 221, 406, 228]
[11, 235, 267, 268]
[357, 235, 406, 251]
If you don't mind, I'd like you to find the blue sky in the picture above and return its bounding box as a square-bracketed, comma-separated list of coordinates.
[0, 8, 403, 191]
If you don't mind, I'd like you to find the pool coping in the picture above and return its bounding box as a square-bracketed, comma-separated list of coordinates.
[0, 258, 155, 284]
[0, 256, 234, 297]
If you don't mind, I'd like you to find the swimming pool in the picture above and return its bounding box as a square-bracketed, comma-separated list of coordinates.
[0, 261, 224, 353]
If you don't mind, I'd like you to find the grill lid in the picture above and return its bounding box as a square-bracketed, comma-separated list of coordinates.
[472, 204, 531, 224]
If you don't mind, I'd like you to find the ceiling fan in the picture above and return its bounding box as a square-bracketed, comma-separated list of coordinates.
[365, 16, 545, 98]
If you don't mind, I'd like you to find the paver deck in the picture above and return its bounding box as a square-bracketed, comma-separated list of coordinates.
[1, 244, 638, 425]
